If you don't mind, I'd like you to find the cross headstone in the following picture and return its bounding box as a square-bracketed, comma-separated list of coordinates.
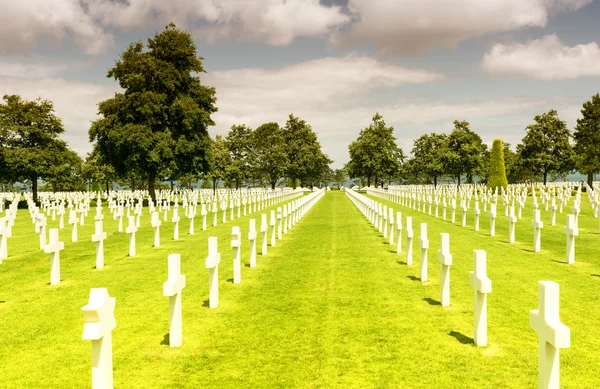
[270, 210, 276, 247]
[44, 228, 64, 285]
[470, 250, 492, 346]
[489, 204, 497, 237]
[0, 217, 8, 261]
[388, 208, 395, 246]
[248, 219, 257, 268]
[563, 214, 578, 264]
[201, 204, 207, 230]
[396, 212, 403, 254]
[69, 209, 79, 242]
[532, 210, 544, 253]
[474, 201, 480, 231]
[508, 206, 517, 244]
[37, 214, 47, 249]
[163, 254, 186, 347]
[437, 233, 452, 307]
[82, 288, 116, 389]
[92, 221, 107, 269]
[232, 226, 242, 284]
[151, 211, 161, 247]
[205, 236, 221, 308]
[405, 216, 413, 266]
[277, 207, 283, 240]
[419, 223, 429, 282]
[260, 214, 268, 256]
[172, 207, 180, 240]
[530, 281, 570, 389]
[125, 216, 137, 257]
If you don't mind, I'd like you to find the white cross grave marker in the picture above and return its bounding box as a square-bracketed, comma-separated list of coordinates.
[532, 210, 544, 253]
[44, 228, 64, 285]
[232, 226, 242, 284]
[261, 214, 268, 256]
[82, 288, 116, 389]
[205, 236, 221, 308]
[470, 250, 492, 346]
[396, 212, 403, 254]
[163, 254, 186, 347]
[419, 223, 429, 282]
[92, 221, 107, 269]
[248, 219, 257, 268]
[437, 233, 452, 307]
[125, 216, 137, 257]
[563, 214, 578, 264]
[151, 211, 161, 247]
[406, 216, 413, 266]
[530, 281, 570, 389]
[172, 207, 180, 240]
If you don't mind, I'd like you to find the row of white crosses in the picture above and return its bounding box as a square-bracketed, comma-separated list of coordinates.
[78, 189, 326, 388]
[368, 184, 586, 265]
[351, 187, 573, 388]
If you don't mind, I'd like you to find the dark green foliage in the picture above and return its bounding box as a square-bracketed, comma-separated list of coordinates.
[410, 132, 449, 187]
[253, 122, 288, 189]
[487, 138, 508, 190]
[573, 93, 600, 187]
[444, 120, 487, 184]
[518, 109, 574, 185]
[206, 135, 231, 192]
[89, 23, 217, 201]
[347, 113, 404, 187]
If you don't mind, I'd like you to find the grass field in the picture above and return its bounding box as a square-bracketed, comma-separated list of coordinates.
[1, 190, 599, 388]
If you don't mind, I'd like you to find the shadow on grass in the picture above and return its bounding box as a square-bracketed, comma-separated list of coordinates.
[521, 248, 535, 253]
[226, 278, 234, 283]
[388, 249, 398, 253]
[161, 333, 170, 346]
[550, 260, 568, 265]
[245, 264, 252, 268]
[423, 297, 441, 306]
[449, 331, 474, 345]
[202, 299, 210, 308]
[591, 274, 600, 278]
[397, 260, 407, 265]
[406, 275, 420, 282]
[0, 300, 5, 303]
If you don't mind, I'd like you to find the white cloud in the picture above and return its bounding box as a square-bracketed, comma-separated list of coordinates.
[481, 34, 600, 80]
[0, 0, 113, 55]
[332, 0, 592, 57]
[0, 76, 119, 155]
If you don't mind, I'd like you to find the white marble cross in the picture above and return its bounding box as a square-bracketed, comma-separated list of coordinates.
[470, 250, 492, 346]
[201, 203, 207, 230]
[82, 288, 116, 389]
[451, 198, 457, 223]
[37, 214, 47, 249]
[489, 204, 497, 237]
[270, 210, 276, 247]
[125, 216, 137, 257]
[151, 211, 161, 247]
[396, 212, 403, 254]
[383, 205, 388, 238]
[531, 210, 544, 253]
[461, 200, 467, 227]
[248, 219, 257, 268]
[188, 206, 195, 235]
[163, 254, 186, 347]
[44, 228, 64, 285]
[419, 223, 429, 282]
[563, 214, 578, 264]
[0, 217, 8, 262]
[205, 236, 221, 309]
[550, 198, 558, 226]
[232, 226, 242, 284]
[388, 208, 395, 245]
[405, 216, 413, 266]
[261, 213, 268, 256]
[530, 281, 570, 389]
[277, 207, 283, 240]
[92, 221, 107, 269]
[172, 207, 180, 240]
[437, 233, 452, 307]
[508, 206, 517, 244]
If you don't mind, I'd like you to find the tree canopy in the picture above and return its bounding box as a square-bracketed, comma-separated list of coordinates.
[573, 93, 600, 187]
[89, 23, 217, 201]
[411, 132, 448, 187]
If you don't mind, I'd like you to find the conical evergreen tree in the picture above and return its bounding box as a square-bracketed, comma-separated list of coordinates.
[488, 138, 508, 190]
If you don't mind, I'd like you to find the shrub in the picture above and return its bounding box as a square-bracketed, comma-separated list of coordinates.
[487, 138, 508, 191]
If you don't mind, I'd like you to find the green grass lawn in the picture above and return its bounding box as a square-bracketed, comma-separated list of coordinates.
[1, 191, 599, 388]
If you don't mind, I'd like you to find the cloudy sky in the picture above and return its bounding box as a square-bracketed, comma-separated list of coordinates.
[1, 0, 599, 168]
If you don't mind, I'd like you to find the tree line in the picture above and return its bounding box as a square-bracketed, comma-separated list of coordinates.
[345, 97, 600, 188]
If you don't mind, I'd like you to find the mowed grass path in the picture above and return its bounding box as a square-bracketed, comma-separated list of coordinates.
[1, 191, 600, 388]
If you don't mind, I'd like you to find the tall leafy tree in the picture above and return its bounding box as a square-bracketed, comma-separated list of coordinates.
[205, 135, 231, 192]
[253, 122, 288, 189]
[0, 94, 68, 202]
[573, 93, 600, 187]
[282, 114, 332, 188]
[519, 109, 574, 185]
[347, 113, 404, 187]
[411, 132, 448, 187]
[89, 23, 217, 202]
[81, 147, 117, 192]
[487, 138, 508, 190]
[225, 124, 254, 188]
[445, 120, 486, 184]
[333, 168, 347, 188]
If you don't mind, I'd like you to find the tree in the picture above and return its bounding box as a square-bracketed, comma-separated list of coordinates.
[333, 168, 347, 188]
[487, 138, 508, 190]
[89, 23, 217, 202]
[43, 146, 84, 192]
[225, 124, 254, 188]
[445, 120, 486, 184]
[0, 94, 69, 202]
[253, 122, 288, 189]
[347, 113, 404, 187]
[519, 109, 574, 185]
[205, 135, 231, 192]
[573, 93, 600, 187]
[411, 132, 448, 187]
[282, 114, 332, 188]
[81, 147, 117, 192]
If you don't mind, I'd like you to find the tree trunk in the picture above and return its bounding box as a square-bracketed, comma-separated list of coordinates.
[212, 178, 217, 194]
[367, 176, 371, 187]
[434, 176, 438, 188]
[271, 180, 276, 190]
[106, 182, 110, 192]
[148, 170, 157, 203]
[170, 180, 174, 191]
[588, 172, 594, 187]
[543, 171, 548, 186]
[456, 175, 461, 186]
[32, 173, 38, 203]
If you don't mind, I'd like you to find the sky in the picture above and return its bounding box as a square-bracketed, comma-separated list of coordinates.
[1, 0, 599, 169]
